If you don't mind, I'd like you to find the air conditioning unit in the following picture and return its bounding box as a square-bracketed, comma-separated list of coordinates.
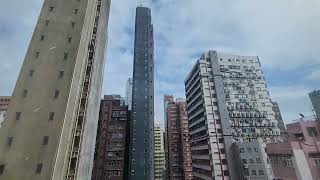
[243, 164, 248, 169]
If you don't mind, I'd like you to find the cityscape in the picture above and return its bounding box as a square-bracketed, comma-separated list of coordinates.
[0, 0, 320, 180]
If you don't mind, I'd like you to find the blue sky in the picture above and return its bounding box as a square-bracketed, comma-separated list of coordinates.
[0, 0, 319, 124]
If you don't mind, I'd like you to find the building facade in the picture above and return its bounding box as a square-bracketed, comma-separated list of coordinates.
[128, 6, 155, 180]
[126, 78, 133, 110]
[309, 90, 320, 120]
[92, 95, 128, 180]
[154, 124, 165, 180]
[0, 0, 110, 179]
[164, 96, 193, 180]
[267, 118, 320, 180]
[184, 50, 280, 180]
[0, 96, 10, 128]
[232, 142, 274, 180]
[272, 102, 286, 135]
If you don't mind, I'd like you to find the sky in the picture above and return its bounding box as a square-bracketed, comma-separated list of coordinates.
[0, 0, 319, 125]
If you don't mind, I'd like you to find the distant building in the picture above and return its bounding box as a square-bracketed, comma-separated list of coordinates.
[309, 90, 320, 120]
[126, 78, 133, 110]
[266, 118, 320, 180]
[0, 96, 10, 128]
[272, 102, 286, 135]
[154, 124, 165, 180]
[92, 95, 129, 180]
[164, 95, 193, 180]
[232, 142, 274, 180]
[184, 50, 281, 179]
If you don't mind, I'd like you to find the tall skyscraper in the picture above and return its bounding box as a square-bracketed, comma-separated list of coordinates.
[154, 124, 165, 180]
[128, 6, 154, 180]
[126, 78, 133, 110]
[184, 50, 280, 179]
[271, 102, 286, 134]
[164, 95, 193, 180]
[92, 95, 129, 180]
[0, 0, 110, 179]
[309, 90, 320, 120]
[0, 96, 10, 128]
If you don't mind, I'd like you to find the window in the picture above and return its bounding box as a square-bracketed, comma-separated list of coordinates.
[42, 136, 49, 145]
[40, 35, 45, 41]
[59, 71, 64, 78]
[74, 9, 79, 14]
[256, 158, 261, 164]
[71, 22, 75, 28]
[49, 112, 55, 121]
[67, 37, 72, 43]
[22, 90, 28, 98]
[54, 90, 60, 99]
[220, 148, 226, 154]
[0, 164, 4, 175]
[35, 52, 40, 58]
[64, 53, 69, 60]
[242, 159, 247, 164]
[246, 148, 252, 153]
[314, 157, 320, 167]
[16, 112, 21, 120]
[240, 148, 245, 153]
[49, 6, 54, 12]
[251, 170, 256, 176]
[133, 138, 136, 143]
[131, 170, 135, 175]
[221, 159, 227, 165]
[254, 147, 258, 152]
[223, 170, 229, 176]
[286, 158, 293, 167]
[206, 58, 211, 62]
[7, 137, 13, 147]
[29, 70, 35, 77]
[132, 159, 135, 164]
[306, 127, 318, 137]
[45, 20, 50, 26]
[35, 163, 43, 174]
[249, 159, 254, 164]
[259, 170, 264, 175]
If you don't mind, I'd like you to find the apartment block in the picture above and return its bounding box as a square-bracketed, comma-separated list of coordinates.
[92, 95, 128, 180]
[0, 0, 110, 179]
[231, 142, 274, 180]
[0, 96, 10, 128]
[184, 50, 280, 180]
[128, 6, 155, 180]
[154, 124, 165, 180]
[267, 117, 320, 180]
[309, 90, 320, 120]
[164, 95, 193, 180]
[272, 102, 286, 135]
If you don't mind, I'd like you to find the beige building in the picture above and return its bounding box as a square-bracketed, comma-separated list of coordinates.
[0, 0, 110, 180]
[0, 96, 10, 128]
[154, 124, 165, 180]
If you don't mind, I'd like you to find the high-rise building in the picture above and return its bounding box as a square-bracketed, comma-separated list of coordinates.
[154, 124, 165, 180]
[164, 95, 193, 180]
[128, 6, 154, 180]
[0, 96, 10, 128]
[184, 50, 280, 179]
[0, 0, 110, 179]
[126, 78, 133, 110]
[271, 102, 286, 134]
[92, 95, 129, 180]
[309, 90, 320, 120]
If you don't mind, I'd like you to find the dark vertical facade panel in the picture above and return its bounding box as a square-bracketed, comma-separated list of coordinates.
[128, 6, 154, 180]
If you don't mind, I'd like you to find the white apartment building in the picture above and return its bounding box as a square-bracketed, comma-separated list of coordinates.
[184, 50, 280, 180]
[154, 124, 165, 180]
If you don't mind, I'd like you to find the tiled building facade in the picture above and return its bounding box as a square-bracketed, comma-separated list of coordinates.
[92, 95, 128, 180]
[0, 96, 10, 128]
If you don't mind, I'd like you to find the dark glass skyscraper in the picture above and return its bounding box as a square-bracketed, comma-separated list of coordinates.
[128, 6, 154, 180]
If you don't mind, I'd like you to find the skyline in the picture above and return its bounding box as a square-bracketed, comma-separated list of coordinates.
[1, 0, 320, 124]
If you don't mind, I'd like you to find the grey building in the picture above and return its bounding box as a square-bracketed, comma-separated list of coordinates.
[184, 50, 280, 180]
[271, 102, 286, 135]
[309, 90, 320, 120]
[231, 142, 274, 180]
[128, 6, 154, 180]
[0, 0, 110, 180]
[126, 78, 133, 110]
